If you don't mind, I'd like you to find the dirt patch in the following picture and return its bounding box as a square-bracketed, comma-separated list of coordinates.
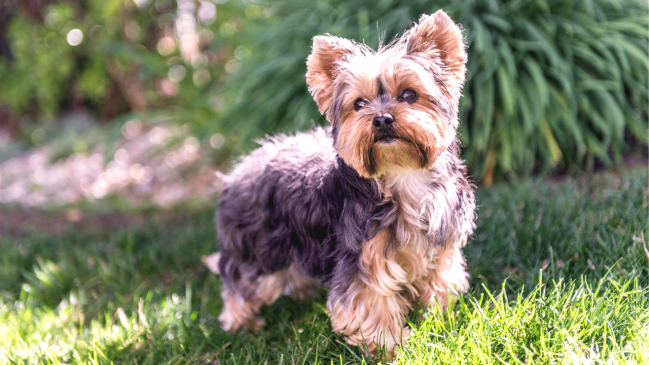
[0, 121, 223, 208]
[0, 207, 205, 238]
[0, 208, 136, 238]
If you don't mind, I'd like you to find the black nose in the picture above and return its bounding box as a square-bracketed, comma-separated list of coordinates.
[372, 113, 395, 132]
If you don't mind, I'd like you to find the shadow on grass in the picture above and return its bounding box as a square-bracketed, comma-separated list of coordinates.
[0, 168, 647, 364]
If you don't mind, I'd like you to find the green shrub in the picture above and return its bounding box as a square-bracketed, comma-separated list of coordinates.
[0, 12, 76, 119]
[1, 1, 123, 121]
[212, 0, 648, 182]
[0, 0, 244, 131]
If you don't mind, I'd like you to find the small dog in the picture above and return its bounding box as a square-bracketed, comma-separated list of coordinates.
[209, 10, 476, 356]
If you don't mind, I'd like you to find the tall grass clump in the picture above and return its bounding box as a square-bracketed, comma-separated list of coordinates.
[212, 0, 648, 183]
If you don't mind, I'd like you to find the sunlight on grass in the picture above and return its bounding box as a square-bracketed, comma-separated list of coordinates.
[398, 278, 649, 364]
[1, 277, 646, 364]
[0, 168, 647, 364]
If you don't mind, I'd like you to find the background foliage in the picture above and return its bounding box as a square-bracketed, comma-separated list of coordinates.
[0, 0, 245, 136]
[214, 0, 648, 183]
[0, 0, 647, 183]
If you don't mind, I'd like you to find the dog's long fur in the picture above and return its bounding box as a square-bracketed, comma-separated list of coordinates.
[213, 11, 476, 356]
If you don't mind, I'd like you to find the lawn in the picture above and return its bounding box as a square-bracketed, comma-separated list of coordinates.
[0, 168, 647, 364]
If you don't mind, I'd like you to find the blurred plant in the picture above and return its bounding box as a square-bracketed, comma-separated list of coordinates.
[0, 0, 244, 142]
[210, 0, 648, 183]
[1, 0, 646, 182]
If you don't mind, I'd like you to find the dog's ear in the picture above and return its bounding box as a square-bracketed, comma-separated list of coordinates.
[306, 35, 357, 115]
[406, 11, 467, 101]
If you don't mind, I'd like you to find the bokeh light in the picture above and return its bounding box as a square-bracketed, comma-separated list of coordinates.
[133, 0, 151, 8]
[122, 120, 142, 139]
[224, 59, 241, 74]
[149, 126, 168, 144]
[192, 69, 211, 87]
[210, 133, 225, 149]
[66, 29, 83, 46]
[198, 2, 217, 25]
[168, 65, 186, 82]
[157, 37, 176, 56]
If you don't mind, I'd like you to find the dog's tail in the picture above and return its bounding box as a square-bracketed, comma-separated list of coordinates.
[213, 170, 229, 193]
[214, 170, 227, 183]
[201, 252, 221, 275]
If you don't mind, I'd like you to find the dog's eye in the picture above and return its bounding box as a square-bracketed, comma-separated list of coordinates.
[354, 98, 368, 111]
[398, 88, 418, 103]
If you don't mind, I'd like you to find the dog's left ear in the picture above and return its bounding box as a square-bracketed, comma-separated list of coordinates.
[406, 11, 467, 101]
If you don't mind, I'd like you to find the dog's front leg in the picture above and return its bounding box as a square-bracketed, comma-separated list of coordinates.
[327, 230, 411, 359]
[416, 234, 470, 313]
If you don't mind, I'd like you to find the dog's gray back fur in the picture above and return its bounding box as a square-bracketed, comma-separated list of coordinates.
[216, 127, 475, 300]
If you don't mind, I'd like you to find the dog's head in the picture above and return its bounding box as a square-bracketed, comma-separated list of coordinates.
[306, 11, 467, 177]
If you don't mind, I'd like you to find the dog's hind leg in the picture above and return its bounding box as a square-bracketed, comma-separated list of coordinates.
[217, 253, 287, 332]
[282, 265, 321, 300]
[218, 277, 285, 331]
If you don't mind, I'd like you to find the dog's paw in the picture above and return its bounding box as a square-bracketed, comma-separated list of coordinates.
[219, 311, 265, 332]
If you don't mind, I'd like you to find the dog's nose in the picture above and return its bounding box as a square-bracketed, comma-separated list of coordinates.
[372, 113, 395, 132]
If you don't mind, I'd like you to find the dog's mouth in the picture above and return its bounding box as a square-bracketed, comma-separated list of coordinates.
[374, 132, 399, 143]
[370, 134, 430, 171]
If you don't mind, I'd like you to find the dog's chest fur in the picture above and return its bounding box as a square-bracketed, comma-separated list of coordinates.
[379, 146, 471, 248]
[384, 171, 452, 250]
[356, 154, 473, 297]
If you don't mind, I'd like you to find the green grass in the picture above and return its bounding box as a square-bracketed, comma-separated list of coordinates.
[0, 168, 647, 364]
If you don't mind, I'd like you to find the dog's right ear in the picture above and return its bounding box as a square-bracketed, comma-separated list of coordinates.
[306, 35, 357, 116]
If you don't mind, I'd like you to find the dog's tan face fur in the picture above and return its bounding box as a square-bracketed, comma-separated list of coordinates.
[306, 11, 467, 177]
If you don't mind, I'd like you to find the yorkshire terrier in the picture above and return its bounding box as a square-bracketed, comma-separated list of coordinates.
[207, 10, 476, 357]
